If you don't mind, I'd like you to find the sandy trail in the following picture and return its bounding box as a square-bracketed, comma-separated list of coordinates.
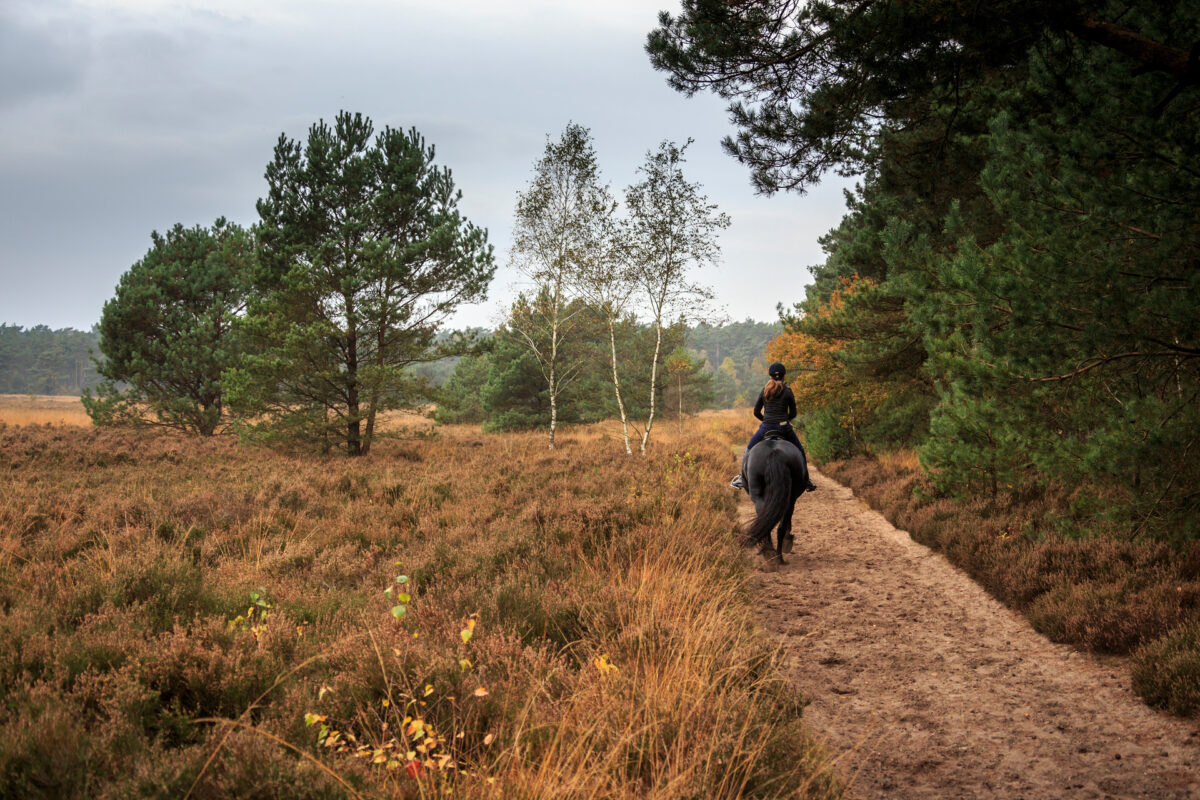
[742, 466, 1200, 799]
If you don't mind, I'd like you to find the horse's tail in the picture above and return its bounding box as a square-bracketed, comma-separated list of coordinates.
[744, 450, 791, 547]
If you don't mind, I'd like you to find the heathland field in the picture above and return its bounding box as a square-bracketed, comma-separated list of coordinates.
[0, 395, 91, 427]
[0, 412, 840, 799]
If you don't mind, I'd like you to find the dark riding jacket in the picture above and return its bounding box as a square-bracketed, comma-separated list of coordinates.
[754, 386, 797, 425]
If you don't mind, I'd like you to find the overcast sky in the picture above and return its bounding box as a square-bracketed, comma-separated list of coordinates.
[0, 0, 852, 332]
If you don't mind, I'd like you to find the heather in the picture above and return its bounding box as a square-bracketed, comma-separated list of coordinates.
[0, 415, 839, 799]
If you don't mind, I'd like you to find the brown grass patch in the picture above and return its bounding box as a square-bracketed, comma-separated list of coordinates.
[0, 394, 91, 427]
[0, 411, 840, 799]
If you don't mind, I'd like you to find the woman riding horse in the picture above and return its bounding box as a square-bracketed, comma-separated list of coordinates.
[730, 362, 817, 493]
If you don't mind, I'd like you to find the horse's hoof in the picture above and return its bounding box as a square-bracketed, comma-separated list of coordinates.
[783, 534, 794, 554]
[759, 556, 780, 573]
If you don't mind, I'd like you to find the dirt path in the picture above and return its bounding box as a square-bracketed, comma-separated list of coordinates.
[743, 466, 1200, 799]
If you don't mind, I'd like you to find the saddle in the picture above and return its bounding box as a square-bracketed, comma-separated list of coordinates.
[761, 429, 786, 441]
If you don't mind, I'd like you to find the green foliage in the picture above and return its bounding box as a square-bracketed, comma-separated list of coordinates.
[686, 320, 780, 407]
[663, 347, 713, 425]
[657, 0, 1200, 537]
[83, 218, 253, 435]
[480, 294, 612, 432]
[433, 354, 491, 424]
[0, 324, 102, 395]
[230, 111, 495, 455]
[708, 357, 742, 408]
[803, 407, 856, 463]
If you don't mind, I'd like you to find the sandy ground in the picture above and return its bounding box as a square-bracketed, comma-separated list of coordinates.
[741, 466, 1200, 800]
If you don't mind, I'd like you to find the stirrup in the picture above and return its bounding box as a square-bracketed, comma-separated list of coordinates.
[729, 474, 745, 490]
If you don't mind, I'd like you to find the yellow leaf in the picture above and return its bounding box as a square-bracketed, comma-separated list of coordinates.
[473, 687, 489, 697]
[594, 654, 619, 674]
[423, 684, 434, 697]
[460, 628, 473, 644]
[483, 733, 495, 746]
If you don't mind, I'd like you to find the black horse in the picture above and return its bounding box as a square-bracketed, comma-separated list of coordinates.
[741, 434, 810, 564]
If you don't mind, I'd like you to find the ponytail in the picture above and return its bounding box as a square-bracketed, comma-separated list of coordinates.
[763, 378, 785, 400]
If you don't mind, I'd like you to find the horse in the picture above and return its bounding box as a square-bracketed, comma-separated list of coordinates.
[741, 433, 810, 564]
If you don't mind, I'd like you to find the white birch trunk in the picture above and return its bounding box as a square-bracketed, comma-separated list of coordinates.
[608, 319, 632, 455]
[640, 319, 663, 455]
[547, 282, 560, 449]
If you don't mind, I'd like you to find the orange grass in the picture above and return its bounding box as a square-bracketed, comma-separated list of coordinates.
[0, 411, 840, 799]
[0, 394, 91, 427]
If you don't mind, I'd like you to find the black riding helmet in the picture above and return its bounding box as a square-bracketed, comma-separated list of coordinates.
[768, 362, 786, 379]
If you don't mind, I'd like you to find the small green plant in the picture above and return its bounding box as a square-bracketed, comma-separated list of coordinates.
[385, 565, 411, 620]
[228, 586, 272, 640]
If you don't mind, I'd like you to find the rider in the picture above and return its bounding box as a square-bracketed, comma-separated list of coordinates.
[730, 361, 818, 492]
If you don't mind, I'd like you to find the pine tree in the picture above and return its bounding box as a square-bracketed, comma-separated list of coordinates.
[233, 112, 495, 455]
[83, 219, 252, 435]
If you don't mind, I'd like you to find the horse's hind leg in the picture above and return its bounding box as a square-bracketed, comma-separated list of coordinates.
[780, 494, 797, 555]
[773, 520, 788, 565]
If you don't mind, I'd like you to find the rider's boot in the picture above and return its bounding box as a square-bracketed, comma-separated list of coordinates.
[729, 448, 749, 490]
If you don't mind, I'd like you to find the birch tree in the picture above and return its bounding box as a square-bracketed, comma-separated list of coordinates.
[625, 139, 729, 453]
[575, 208, 636, 453]
[510, 123, 612, 448]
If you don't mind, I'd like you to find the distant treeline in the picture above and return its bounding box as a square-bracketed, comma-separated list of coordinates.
[0, 317, 777, 416]
[0, 324, 103, 395]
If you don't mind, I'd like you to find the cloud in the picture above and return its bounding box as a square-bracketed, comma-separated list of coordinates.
[0, 9, 89, 108]
[0, 0, 852, 331]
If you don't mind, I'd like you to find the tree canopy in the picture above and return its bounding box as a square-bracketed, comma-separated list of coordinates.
[83, 219, 253, 435]
[231, 112, 495, 454]
[653, 0, 1200, 535]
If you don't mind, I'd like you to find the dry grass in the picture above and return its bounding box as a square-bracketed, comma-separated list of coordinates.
[0, 394, 91, 427]
[0, 411, 840, 799]
[820, 450, 1200, 717]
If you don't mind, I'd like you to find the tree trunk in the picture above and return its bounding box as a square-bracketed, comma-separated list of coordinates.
[548, 362, 558, 449]
[608, 319, 632, 455]
[677, 373, 683, 434]
[361, 325, 387, 457]
[347, 313, 361, 457]
[640, 320, 664, 455]
[547, 283, 560, 449]
[362, 403, 376, 456]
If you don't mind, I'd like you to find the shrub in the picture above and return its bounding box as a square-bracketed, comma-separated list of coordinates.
[1132, 622, 1200, 717]
[803, 406, 857, 462]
